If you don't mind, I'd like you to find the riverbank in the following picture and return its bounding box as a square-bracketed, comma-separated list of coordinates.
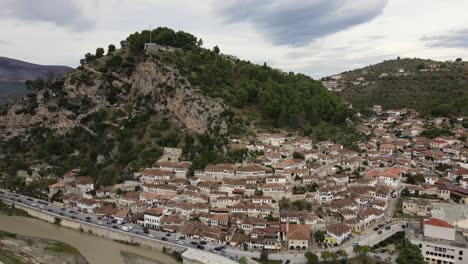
[0, 214, 179, 264]
[0, 230, 87, 264]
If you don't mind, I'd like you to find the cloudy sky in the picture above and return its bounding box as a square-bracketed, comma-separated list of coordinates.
[0, 0, 467, 78]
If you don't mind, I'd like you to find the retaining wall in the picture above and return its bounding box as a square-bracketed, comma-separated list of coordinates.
[15, 204, 185, 252]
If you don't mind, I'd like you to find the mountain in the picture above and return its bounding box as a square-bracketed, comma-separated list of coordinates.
[0, 57, 72, 104]
[0, 27, 355, 186]
[334, 58, 468, 117]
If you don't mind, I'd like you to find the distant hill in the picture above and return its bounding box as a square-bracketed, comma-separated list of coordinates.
[335, 58, 468, 117]
[0, 57, 72, 104]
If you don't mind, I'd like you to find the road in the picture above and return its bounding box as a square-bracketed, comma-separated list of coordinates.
[0, 188, 406, 264]
[0, 189, 238, 262]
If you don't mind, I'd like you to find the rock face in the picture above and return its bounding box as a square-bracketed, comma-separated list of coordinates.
[0, 53, 229, 141]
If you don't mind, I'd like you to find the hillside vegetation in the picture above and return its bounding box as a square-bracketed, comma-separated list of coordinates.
[338, 58, 468, 117]
[0, 27, 356, 187]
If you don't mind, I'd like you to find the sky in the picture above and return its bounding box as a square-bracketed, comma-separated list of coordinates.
[0, 0, 467, 78]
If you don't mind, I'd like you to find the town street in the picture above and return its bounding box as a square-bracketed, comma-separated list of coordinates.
[0, 188, 404, 264]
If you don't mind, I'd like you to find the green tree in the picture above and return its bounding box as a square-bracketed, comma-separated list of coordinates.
[279, 197, 290, 210]
[260, 251, 268, 262]
[354, 245, 371, 256]
[396, 243, 425, 264]
[314, 230, 325, 243]
[84, 52, 95, 63]
[401, 188, 410, 197]
[213, 45, 220, 54]
[95, 47, 105, 58]
[238, 256, 248, 264]
[254, 188, 264, 196]
[321, 251, 331, 261]
[304, 251, 319, 264]
[107, 44, 116, 55]
[336, 249, 347, 260]
[293, 151, 305, 159]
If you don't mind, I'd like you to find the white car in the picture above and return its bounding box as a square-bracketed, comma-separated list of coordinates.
[32, 203, 37, 207]
[178, 241, 184, 245]
[148, 234, 155, 238]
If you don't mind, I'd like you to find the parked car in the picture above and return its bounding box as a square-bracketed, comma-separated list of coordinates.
[177, 241, 184, 245]
[197, 245, 205, 250]
[165, 233, 171, 237]
[385, 226, 391, 230]
[148, 234, 154, 238]
[377, 230, 382, 234]
[199, 241, 207, 245]
[190, 241, 198, 245]
[161, 237, 168, 241]
[373, 227, 379, 231]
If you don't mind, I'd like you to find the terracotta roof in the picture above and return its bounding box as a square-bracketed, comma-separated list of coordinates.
[286, 224, 311, 240]
[95, 206, 118, 215]
[326, 223, 351, 237]
[142, 168, 173, 176]
[49, 182, 65, 189]
[424, 218, 453, 228]
[76, 176, 93, 185]
[144, 207, 165, 216]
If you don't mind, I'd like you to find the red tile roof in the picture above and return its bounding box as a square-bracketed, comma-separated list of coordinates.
[424, 218, 453, 228]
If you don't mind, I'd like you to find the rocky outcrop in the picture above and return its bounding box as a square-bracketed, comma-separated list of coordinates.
[0, 53, 229, 141]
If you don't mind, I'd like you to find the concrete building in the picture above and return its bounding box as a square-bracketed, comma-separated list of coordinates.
[409, 218, 468, 264]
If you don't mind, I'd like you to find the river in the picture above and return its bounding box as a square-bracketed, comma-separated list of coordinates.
[0, 214, 179, 264]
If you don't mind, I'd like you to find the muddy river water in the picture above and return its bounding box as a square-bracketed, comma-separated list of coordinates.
[0, 214, 179, 264]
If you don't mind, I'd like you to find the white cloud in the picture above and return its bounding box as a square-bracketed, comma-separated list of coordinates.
[0, 0, 467, 78]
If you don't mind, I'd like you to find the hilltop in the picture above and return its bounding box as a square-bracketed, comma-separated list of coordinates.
[0, 57, 72, 104]
[332, 58, 468, 117]
[0, 27, 356, 185]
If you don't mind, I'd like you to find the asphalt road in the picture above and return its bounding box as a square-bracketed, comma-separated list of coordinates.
[0, 189, 238, 262]
[0, 188, 406, 264]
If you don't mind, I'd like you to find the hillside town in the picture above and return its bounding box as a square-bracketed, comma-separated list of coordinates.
[3, 105, 466, 264]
